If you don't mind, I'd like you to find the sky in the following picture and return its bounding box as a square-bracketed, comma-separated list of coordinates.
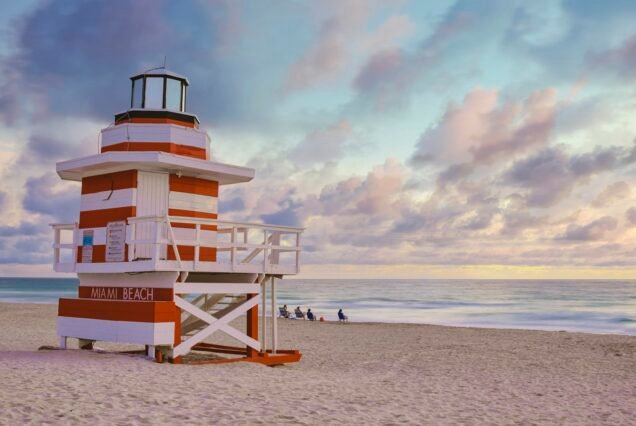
[0, 0, 635, 278]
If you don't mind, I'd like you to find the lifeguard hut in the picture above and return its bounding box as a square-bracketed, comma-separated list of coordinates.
[51, 68, 303, 365]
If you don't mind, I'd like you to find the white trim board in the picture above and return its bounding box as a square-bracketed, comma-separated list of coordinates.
[78, 272, 179, 288]
[57, 317, 175, 345]
[80, 188, 136, 212]
[57, 152, 254, 185]
[169, 191, 217, 213]
[100, 123, 209, 149]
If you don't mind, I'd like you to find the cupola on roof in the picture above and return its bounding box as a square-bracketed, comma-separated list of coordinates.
[115, 66, 199, 128]
[130, 67, 188, 112]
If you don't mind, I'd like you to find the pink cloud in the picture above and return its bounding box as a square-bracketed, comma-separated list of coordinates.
[592, 181, 631, 208]
[289, 119, 353, 165]
[283, 1, 415, 93]
[283, 0, 373, 92]
[362, 14, 415, 52]
[412, 88, 558, 165]
[319, 158, 406, 217]
[351, 11, 473, 111]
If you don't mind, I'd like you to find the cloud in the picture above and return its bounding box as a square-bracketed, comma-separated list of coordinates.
[588, 32, 636, 81]
[503, 147, 572, 207]
[626, 207, 636, 226]
[352, 49, 411, 110]
[20, 132, 94, 167]
[318, 158, 407, 217]
[503, 142, 636, 208]
[0, 222, 47, 237]
[411, 88, 557, 166]
[558, 216, 618, 241]
[22, 173, 79, 223]
[503, 0, 636, 87]
[218, 196, 245, 215]
[288, 120, 353, 165]
[283, 1, 369, 92]
[435, 163, 474, 188]
[260, 196, 303, 227]
[362, 14, 416, 53]
[0, 0, 260, 127]
[352, 9, 472, 111]
[592, 181, 631, 208]
[501, 210, 548, 236]
[284, 1, 414, 93]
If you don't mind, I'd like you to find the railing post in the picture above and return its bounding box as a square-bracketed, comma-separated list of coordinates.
[194, 223, 201, 270]
[154, 218, 161, 263]
[262, 229, 268, 272]
[295, 232, 301, 273]
[231, 226, 237, 271]
[271, 276, 277, 354]
[53, 227, 61, 268]
[165, 215, 182, 269]
[261, 277, 267, 351]
[128, 222, 136, 261]
[72, 222, 78, 268]
[269, 231, 281, 266]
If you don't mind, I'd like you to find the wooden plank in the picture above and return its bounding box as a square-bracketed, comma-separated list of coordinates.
[174, 283, 260, 294]
[58, 299, 179, 323]
[81, 170, 137, 194]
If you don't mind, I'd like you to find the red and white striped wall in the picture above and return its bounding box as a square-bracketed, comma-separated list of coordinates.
[77, 170, 219, 263]
[167, 174, 218, 262]
[57, 300, 179, 346]
[77, 170, 137, 262]
[58, 272, 181, 346]
[100, 123, 210, 160]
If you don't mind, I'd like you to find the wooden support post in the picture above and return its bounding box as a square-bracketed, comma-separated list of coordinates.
[147, 345, 155, 358]
[128, 222, 136, 261]
[261, 279, 267, 352]
[246, 293, 258, 357]
[230, 226, 237, 271]
[295, 232, 301, 273]
[194, 223, 201, 270]
[271, 277, 277, 354]
[173, 302, 182, 364]
[72, 222, 78, 268]
[53, 228, 60, 268]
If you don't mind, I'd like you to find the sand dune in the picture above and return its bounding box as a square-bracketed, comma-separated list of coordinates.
[0, 302, 635, 425]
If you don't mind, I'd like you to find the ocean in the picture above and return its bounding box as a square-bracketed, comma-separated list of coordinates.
[1, 277, 635, 335]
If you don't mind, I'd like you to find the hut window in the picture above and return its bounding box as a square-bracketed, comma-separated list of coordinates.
[131, 78, 143, 108]
[165, 78, 182, 111]
[144, 77, 163, 108]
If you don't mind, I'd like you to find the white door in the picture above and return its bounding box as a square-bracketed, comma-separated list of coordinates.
[135, 172, 169, 259]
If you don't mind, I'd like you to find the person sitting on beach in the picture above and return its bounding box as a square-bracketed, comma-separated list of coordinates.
[307, 308, 315, 321]
[279, 304, 290, 318]
[294, 306, 305, 319]
[338, 309, 348, 322]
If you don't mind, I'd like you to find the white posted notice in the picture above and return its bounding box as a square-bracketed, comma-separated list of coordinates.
[105, 220, 126, 262]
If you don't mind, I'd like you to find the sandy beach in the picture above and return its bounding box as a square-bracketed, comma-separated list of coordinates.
[0, 302, 635, 425]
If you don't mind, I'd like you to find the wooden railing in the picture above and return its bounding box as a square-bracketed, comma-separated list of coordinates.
[51, 216, 303, 274]
[51, 223, 78, 272]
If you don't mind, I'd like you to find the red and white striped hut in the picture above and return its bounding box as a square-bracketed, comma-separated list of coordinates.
[51, 68, 303, 365]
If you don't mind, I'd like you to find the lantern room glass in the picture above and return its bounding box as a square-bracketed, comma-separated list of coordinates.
[144, 77, 163, 108]
[132, 78, 143, 108]
[165, 78, 182, 110]
[130, 75, 187, 112]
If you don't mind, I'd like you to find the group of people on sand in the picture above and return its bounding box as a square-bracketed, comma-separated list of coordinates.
[279, 304, 348, 322]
